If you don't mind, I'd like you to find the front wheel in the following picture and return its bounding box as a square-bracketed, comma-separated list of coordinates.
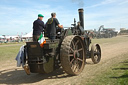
[91, 44, 101, 64]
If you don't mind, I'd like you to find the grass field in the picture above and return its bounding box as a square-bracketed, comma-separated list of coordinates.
[0, 42, 24, 45]
[83, 55, 128, 85]
[0, 43, 24, 62]
[91, 35, 128, 44]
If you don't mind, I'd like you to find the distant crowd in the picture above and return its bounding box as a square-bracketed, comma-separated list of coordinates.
[0, 37, 32, 43]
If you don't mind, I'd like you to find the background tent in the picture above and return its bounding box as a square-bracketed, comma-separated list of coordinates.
[22, 31, 32, 38]
[0, 35, 4, 38]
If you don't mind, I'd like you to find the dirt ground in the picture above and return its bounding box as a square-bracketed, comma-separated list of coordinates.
[0, 35, 128, 85]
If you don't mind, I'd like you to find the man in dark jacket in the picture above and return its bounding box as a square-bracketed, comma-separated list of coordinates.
[46, 13, 63, 41]
[33, 14, 45, 41]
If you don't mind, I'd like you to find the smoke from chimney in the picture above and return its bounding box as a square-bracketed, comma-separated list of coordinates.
[71, 0, 84, 7]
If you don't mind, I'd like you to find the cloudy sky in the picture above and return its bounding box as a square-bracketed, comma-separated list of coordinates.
[0, 0, 128, 35]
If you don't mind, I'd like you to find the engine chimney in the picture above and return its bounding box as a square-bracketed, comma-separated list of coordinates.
[78, 8, 84, 29]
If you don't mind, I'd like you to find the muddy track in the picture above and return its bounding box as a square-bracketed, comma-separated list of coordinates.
[0, 36, 128, 85]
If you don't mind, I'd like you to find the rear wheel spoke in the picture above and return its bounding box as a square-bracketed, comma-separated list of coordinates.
[75, 40, 79, 46]
[71, 63, 76, 71]
[76, 64, 80, 72]
[68, 54, 74, 56]
[70, 58, 75, 64]
[72, 61, 77, 72]
[70, 47, 74, 52]
[74, 61, 79, 72]
[77, 48, 83, 52]
[77, 58, 83, 62]
[71, 41, 75, 48]
[73, 65, 76, 72]
[74, 65, 78, 72]
[75, 45, 78, 50]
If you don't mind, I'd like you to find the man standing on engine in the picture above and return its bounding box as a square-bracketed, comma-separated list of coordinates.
[46, 13, 63, 41]
[33, 14, 45, 41]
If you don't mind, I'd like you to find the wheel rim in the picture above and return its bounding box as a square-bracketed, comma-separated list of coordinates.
[95, 44, 101, 62]
[91, 44, 101, 64]
[68, 37, 85, 73]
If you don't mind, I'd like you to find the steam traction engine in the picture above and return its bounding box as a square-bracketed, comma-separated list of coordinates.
[25, 8, 101, 75]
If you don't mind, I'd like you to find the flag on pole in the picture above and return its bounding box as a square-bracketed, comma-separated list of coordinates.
[38, 33, 46, 47]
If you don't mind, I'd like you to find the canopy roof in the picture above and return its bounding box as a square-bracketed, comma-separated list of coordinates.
[22, 31, 32, 38]
[0, 35, 4, 38]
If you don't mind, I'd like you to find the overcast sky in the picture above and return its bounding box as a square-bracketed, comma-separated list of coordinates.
[0, 0, 128, 35]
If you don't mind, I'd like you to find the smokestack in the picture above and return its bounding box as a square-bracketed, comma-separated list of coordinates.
[78, 8, 84, 29]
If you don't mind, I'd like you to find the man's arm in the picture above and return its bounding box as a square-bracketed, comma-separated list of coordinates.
[55, 18, 63, 28]
[38, 20, 45, 28]
[38, 20, 45, 33]
[42, 21, 45, 28]
[33, 21, 35, 29]
[58, 24, 63, 28]
[41, 21, 45, 32]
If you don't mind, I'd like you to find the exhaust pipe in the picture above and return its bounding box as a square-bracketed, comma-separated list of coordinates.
[78, 8, 84, 29]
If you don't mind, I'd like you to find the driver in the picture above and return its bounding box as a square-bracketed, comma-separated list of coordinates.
[46, 13, 63, 41]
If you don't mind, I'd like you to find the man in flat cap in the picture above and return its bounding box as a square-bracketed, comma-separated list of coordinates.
[46, 13, 63, 41]
[33, 14, 45, 41]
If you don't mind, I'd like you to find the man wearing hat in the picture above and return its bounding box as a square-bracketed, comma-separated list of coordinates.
[46, 12, 63, 41]
[33, 14, 45, 41]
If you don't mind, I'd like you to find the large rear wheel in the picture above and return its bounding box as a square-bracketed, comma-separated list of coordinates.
[60, 35, 86, 75]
